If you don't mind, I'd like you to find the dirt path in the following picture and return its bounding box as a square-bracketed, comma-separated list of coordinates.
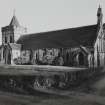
[0, 89, 105, 105]
[29, 87, 105, 105]
[0, 88, 105, 105]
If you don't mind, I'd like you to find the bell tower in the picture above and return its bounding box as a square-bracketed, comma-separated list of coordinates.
[1, 14, 27, 45]
[1, 13, 27, 64]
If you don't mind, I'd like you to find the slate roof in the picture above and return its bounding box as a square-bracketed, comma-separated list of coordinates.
[17, 24, 98, 50]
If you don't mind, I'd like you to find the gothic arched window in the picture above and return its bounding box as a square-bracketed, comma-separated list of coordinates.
[10, 36, 13, 43]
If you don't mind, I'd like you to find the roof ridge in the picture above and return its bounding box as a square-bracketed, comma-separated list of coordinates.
[20, 24, 97, 36]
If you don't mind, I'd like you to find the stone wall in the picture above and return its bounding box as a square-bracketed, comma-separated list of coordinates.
[14, 47, 89, 67]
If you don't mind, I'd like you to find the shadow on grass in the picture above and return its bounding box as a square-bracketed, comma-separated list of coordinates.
[75, 67, 105, 94]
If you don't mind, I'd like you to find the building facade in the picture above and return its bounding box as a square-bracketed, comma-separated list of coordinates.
[0, 6, 105, 68]
[0, 15, 27, 64]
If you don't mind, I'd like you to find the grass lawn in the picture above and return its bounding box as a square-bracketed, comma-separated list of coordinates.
[0, 67, 105, 105]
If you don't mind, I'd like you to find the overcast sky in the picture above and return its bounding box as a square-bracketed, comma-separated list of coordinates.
[0, 0, 104, 44]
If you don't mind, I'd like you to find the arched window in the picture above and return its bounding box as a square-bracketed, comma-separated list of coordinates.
[3, 48, 5, 58]
[10, 36, 13, 43]
[5, 37, 7, 43]
[97, 51, 100, 67]
[66, 52, 69, 65]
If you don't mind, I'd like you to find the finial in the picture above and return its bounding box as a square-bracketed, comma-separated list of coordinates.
[99, 4, 101, 8]
[13, 9, 16, 16]
[99, 4, 102, 9]
[98, 0, 102, 7]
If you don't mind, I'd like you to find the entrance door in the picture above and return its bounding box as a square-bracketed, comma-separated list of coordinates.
[7, 51, 11, 64]
[78, 52, 84, 66]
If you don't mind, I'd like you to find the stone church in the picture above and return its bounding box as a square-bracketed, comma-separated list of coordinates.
[0, 6, 105, 68]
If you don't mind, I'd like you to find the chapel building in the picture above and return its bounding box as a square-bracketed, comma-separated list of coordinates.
[0, 6, 105, 68]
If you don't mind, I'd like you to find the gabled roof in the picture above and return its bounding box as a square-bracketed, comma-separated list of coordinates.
[9, 15, 20, 27]
[17, 24, 98, 50]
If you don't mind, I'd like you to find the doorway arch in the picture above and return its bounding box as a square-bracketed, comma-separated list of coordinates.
[7, 50, 11, 64]
[78, 52, 84, 66]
